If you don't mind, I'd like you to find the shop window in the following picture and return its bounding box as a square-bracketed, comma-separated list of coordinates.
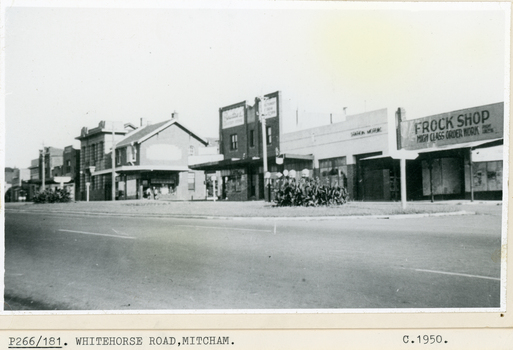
[126, 145, 137, 162]
[230, 134, 238, 150]
[319, 157, 347, 187]
[188, 172, 195, 190]
[91, 144, 96, 162]
[249, 130, 255, 148]
[116, 149, 121, 165]
[126, 147, 132, 162]
[131, 145, 137, 162]
[266, 126, 272, 145]
[99, 142, 104, 160]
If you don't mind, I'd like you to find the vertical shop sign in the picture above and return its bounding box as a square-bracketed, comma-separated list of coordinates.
[262, 97, 278, 118]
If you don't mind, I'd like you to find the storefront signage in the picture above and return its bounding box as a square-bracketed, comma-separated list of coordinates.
[222, 106, 244, 129]
[152, 178, 175, 184]
[262, 97, 277, 118]
[350, 127, 382, 137]
[400, 102, 503, 150]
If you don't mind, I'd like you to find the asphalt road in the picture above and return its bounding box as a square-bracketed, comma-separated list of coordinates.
[4, 207, 502, 311]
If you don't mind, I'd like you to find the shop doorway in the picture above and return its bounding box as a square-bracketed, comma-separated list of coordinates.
[355, 152, 382, 201]
[420, 157, 464, 200]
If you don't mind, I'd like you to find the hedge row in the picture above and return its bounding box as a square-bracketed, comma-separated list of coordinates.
[33, 188, 72, 203]
[273, 177, 348, 207]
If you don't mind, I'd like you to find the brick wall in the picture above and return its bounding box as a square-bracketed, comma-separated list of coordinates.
[219, 91, 281, 161]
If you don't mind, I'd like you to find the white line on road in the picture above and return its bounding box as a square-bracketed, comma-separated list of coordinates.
[58, 229, 136, 240]
[176, 224, 272, 233]
[410, 268, 500, 281]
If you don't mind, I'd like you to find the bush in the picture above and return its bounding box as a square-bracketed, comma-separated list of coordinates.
[33, 188, 71, 203]
[273, 177, 348, 207]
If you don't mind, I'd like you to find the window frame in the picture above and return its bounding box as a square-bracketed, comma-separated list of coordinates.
[249, 130, 255, 148]
[91, 144, 96, 162]
[230, 134, 238, 151]
[188, 172, 196, 191]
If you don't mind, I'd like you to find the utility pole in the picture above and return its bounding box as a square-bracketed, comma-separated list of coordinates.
[469, 148, 474, 202]
[259, 96, 269, 202]
[212, 175, 217, 202]
[400, 158, 407, 209]
[259, 96, 270, 201]
[112, 125, 116, 201]
[41, 143, 45, 191]
[396, 108, 407, 210]
[259, 96, 268, 175]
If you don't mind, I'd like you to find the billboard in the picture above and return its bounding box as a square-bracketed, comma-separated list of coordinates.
[221, 106, 244, 129]
[400, 102, 504, 150]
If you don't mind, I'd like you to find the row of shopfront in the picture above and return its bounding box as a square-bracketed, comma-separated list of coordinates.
[197, 146, 504, 203]
[10, 92, 502, 204]
[192, 93, 505, 203]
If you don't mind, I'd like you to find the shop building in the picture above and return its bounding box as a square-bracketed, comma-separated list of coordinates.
[40, 146, 64, 187]
[76, 121, 136, 201]
[29, 158, 39, 182]
[60, 146, 81, 200]
[281, 102, 504, 202]
[25, 146, 72, 195]
[398, 102, 504, 201]
[191, 91, 314, 201]
[192, 90, 504, 202]
[280, 108, 394, 201]
[77, 116, 209, 201]
[4, 168, 30, 202]
[112, 116, 208, 200]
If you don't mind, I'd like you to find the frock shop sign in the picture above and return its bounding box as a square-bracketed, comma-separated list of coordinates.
[400, 102, 504, 150]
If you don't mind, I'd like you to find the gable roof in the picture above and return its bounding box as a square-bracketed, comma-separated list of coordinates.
[115, 119, 208, 148]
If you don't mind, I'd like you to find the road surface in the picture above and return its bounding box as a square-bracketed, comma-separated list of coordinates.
[4, 206, 502, 310]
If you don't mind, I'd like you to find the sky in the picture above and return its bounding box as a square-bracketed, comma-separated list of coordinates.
[1, 0, 509, 168]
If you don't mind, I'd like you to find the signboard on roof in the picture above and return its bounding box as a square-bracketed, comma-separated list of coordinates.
[262, 97, 277, 118]
[222, 106, 244, 129]
[400, 102, 504, 150]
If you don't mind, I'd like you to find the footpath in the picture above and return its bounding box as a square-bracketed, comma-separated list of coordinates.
[3, 199, 503, 220]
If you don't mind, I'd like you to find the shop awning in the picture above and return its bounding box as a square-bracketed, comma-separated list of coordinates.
[190, 153, 314, 171]
[415, 138, 503, 153]
[360, 154, 392, 161]
[92, 165, 190, 176]
[281, 153, 315, 160]
[367, 138, 504, 161]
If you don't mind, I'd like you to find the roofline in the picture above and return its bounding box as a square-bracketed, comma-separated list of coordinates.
[121, 119, 208, 146]
[219, 100, 246, 112]
[75, 129, 129, 140]
[174, 121, 209, 146]
[136, 120, 176, 144]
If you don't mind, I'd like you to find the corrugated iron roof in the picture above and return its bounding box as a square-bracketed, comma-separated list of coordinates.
[116, 120, 171, 148]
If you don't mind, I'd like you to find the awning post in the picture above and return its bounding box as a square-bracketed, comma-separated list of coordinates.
[400, 158, 407, 210]
[469, 148, 474, 202]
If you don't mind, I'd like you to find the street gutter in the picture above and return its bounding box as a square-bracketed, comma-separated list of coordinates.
[4, 208, 475, 220]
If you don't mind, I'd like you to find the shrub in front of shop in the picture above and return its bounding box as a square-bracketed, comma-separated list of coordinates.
[273, 176, 348, 207]
[33, 188, 72, 203]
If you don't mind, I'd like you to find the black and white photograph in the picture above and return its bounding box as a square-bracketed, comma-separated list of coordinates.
[0, 0, 510, 339]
